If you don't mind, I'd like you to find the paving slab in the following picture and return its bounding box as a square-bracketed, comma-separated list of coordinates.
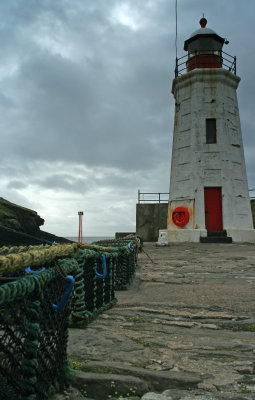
[67, 242, 255, 399]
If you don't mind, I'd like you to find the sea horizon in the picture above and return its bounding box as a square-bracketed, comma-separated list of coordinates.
[65, 236, 114, 244]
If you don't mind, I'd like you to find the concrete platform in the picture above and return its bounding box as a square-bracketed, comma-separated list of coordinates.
[67, 242, 255, 399]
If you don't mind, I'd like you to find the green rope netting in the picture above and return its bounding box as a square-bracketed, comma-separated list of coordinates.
[0, 236, 140, 400]
[93, 237, 139, 290]
[0, 257, 78, 400]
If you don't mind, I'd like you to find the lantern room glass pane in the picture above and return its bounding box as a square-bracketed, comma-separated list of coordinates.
[212, 40, 222, 51]
[188, 37, 223, 58]
[199, 38, 212, 51]
[189, 40, 199, 53]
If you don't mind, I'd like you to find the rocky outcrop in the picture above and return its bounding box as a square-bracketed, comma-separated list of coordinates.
[0, 197, 44, 234]
[0, 197, 72, 246]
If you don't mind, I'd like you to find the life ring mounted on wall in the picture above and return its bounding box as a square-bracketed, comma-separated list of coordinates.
[172, 206, 190, 227]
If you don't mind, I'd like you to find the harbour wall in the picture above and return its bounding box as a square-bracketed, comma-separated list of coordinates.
[136, 203, 168, 241]
[137, 199, 255, 241]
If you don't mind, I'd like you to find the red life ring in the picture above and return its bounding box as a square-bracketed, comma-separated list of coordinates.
[172, 207, 190, 227]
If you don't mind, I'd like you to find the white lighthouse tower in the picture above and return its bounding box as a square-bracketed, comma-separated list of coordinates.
[162, 17, 255, 243]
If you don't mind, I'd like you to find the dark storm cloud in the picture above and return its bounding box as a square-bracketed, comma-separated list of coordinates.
[3, 160, 148, 197]
[0, 93, 14, 109]
[33, 173, 91, 193]
[0, 0, 172, 174]
[7, 180, 27, 190]
[1, 0, 255, 236]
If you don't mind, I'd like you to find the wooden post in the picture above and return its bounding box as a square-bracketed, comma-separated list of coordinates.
[78, 211, 84, 244]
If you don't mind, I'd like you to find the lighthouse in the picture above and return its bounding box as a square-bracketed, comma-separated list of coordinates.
[161, 18, 255, 243]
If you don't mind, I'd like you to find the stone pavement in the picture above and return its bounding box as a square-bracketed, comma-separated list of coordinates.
[57, 242, 255, 399]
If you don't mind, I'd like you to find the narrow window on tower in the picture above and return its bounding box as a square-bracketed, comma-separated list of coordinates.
[206, 118, 216, 143]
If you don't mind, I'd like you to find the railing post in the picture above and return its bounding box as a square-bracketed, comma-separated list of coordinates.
[234, 56, 236, 75]
[159, 193, 161, 204]
[175, 57, 178, 77]
[138, 189, 140, 204]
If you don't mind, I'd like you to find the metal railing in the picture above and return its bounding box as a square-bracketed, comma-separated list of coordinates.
[138, 189, 169, 204]
[138, 189, 255, 201]
[175, 50, 236, 77]
[249, 189, 255, 200]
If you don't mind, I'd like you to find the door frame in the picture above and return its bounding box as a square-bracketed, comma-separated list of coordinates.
[204, 187, 223, 231]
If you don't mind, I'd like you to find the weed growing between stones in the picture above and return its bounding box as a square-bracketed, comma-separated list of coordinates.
[108, 381, 119, 398]
[70, 359, 89, 370]
[232, 326, 241, 332]
[130, 337, 152, 347]
[80, 384, 88, 397]
[108, 381, 137, 399]
[63, 390, 70, 400]
[90, 366, 113, 373]
[247, 325, 255, 332]
[71, 360, 82, 370]
[239, 383, 251, 393]
[214, 346, 233, 351]
[133, 361, 146, 368]
[232, 325, 255, 332]
[62, 381, 87, 398]
[131, 316, 146, 324]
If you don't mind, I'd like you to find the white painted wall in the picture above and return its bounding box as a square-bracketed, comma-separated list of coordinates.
[166, 68, 254, 242]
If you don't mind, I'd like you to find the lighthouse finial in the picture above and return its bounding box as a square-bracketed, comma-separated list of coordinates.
[200, 16, 207, 28]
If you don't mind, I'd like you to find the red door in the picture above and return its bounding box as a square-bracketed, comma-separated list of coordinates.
[204, 187, 223, 231]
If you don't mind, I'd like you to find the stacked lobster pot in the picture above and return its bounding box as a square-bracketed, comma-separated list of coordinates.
[0, 237, 140, 399]
[70, 246, 118, 326]
[93, 236, 140, 290]
[0, 244, 78, 400]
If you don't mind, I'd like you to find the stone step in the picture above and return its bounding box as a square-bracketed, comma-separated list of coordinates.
[142, 390, 255, 400]
[77, 361, 203, 393]
[200, 236, 232, 243]
[207, 230, 227, 237]
[74, 370, 149, 400]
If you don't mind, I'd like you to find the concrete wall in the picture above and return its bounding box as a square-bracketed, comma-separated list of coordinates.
[136, 203, 168, 241]
[137, 200, 255, 242]
[251, 199, 255, 228]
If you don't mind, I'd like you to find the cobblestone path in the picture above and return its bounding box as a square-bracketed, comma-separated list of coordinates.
[67, 243, 255, 399]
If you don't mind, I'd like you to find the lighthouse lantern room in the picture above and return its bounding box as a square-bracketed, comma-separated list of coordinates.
[161, 18, 255, 243]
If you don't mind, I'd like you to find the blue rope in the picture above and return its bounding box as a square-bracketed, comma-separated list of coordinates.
[25, 267, 46, 274]
[128, 242, 133, 252]
[52, 275, 75, 312]
[95, 254, 107, 279]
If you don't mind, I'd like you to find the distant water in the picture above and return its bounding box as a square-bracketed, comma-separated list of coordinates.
[65, 236, 114, 244]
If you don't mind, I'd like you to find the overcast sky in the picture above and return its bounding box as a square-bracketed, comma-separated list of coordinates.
[1, 0, 255, 237]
